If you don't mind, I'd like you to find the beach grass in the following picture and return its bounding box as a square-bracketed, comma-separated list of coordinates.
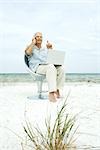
[22, 98, 77, 150]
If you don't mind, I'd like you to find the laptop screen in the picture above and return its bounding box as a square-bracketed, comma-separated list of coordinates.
[46, 50, 65, 65]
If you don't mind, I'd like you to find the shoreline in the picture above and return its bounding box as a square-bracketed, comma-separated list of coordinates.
[0, 81, 99, 86]
[0, 73, 100, 83]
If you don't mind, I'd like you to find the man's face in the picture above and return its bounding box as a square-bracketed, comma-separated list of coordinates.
[35, 32, 42, 45]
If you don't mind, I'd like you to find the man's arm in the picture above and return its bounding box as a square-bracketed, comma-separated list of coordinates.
[25, 38, 36, 55]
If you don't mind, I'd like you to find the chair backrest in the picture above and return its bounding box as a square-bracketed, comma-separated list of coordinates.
[24, 54, 29, 67]
[24, 54, 46, 81]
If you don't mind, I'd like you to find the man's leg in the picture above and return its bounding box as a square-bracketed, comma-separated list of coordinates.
[36, 64, 57, 102]
[55, 66, 65, 98]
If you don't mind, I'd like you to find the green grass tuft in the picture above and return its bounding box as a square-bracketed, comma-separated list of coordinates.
[23, 98, 77, 150]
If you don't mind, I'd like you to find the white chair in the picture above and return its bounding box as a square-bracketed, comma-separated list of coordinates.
[24, 54, 46, 99]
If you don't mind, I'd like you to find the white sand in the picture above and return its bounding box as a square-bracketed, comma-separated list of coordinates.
[0, 82, 100, 150]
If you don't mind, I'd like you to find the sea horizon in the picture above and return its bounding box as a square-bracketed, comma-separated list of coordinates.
[0, 73, 100, 83]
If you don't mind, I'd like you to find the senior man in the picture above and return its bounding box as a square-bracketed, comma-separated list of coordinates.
[25, 32, 65, 102]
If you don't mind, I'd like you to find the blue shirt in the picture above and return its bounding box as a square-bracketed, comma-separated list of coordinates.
[28, 46, 48, 72]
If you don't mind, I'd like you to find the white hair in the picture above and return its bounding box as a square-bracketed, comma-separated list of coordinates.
[34, 32, 42, 37]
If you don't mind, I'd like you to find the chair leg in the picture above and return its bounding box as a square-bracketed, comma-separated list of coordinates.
[27, 80, 47, 100]
[37, 81, 43, 99]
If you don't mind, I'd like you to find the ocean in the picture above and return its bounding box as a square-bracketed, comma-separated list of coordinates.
[0, 73, 100, 83]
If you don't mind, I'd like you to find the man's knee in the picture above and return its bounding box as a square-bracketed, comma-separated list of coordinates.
[47, 64, 57, 73]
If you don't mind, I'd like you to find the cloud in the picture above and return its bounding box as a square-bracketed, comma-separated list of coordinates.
[0, 0, 99, 73]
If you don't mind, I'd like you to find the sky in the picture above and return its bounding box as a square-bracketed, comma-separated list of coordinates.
[0, 0, 99, 73]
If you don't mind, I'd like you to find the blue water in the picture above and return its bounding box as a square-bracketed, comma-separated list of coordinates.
[0, 73, 100, 83]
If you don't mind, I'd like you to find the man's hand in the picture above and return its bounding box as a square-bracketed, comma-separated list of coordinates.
[46, 41, 53, 49]
[32, 37, 36, 45]
[25, 37, 36, 55]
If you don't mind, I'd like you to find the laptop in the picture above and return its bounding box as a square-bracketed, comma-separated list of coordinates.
[46, 50, 65, 65]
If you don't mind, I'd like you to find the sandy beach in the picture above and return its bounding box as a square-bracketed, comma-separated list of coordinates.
[0, 82, 100, 150]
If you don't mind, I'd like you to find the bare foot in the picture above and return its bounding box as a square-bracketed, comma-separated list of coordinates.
[49, 92, 57, 102]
